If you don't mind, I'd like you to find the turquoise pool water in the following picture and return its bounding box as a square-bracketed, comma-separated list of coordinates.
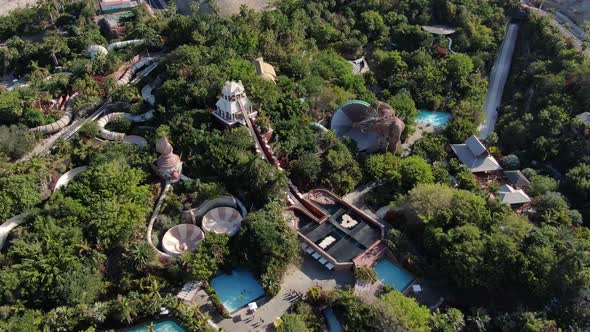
[211, 269, 265, 312]
[374, 259, 414, 291]
[323, 308, 344, 332]
[123, 320, 185, 332]
[415, 110, 452, 127]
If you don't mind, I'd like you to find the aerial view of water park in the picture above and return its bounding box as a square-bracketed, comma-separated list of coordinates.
[0, 0, 589, 331]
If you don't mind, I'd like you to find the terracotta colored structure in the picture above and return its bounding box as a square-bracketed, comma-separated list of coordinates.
[156, 136, 183, 183]
[370, 100, 406, 153]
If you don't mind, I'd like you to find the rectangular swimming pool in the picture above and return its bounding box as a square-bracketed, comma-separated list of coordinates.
[374, 259, 414, 292]
[211, 269, 266, 313]
[122, 320, 185, 332]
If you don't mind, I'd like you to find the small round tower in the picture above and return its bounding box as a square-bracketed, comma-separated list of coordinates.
[156, 136, 183, 183]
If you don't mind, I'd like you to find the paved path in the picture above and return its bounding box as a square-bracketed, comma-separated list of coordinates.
[0, 214, 25, 250]
[342, 183, 379, 220]
[478, 23, 519, 139]
[524, 4, 590, 56]
[212, 257, 354, 331]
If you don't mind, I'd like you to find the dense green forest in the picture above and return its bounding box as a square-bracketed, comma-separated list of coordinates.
[0, 0, 589, 331]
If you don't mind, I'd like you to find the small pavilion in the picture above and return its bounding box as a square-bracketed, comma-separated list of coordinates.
[450, 135, 502, 173]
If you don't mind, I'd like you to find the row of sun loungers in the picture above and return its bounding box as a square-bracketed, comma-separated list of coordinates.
[177, 281, 201, 302]
[301, 242, 335, 271]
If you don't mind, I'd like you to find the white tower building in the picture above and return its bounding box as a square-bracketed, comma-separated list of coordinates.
[212, 80, 255, 127]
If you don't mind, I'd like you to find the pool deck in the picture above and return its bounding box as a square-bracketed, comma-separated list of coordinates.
[202, 257, 354, 331]
[401, 123, 437, 157]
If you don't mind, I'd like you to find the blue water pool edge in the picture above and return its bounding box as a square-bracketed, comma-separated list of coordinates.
[118, 318, 187, 332]
[414, 110, 453, 128]
[374, 259, 415, 293]
[210, 269, 267, 314]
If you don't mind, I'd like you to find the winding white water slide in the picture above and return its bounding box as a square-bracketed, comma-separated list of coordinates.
[0, 214, 25, 250]
[29, 93, 79, 135]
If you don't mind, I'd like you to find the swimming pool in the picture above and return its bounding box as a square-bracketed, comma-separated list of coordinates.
[123, 320, 185, 332]
[374, 259, 414, 291]
[323, 308, 344, 332]
[211, 269, 266, 312]
[415, 110, 452, 127]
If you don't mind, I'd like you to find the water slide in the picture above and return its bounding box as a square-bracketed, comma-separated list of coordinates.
[0, 214, 25, 250]
[478, 23, 519, 139]
[53, 166, 88, 192]
[96, 110, 155, 147]
[88, 39, 145, 59]
[96, 75, 158, 146]
[29, 93, 79, 134]
[116, 57, 155, 86]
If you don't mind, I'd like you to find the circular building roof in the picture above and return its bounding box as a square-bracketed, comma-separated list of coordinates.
[202, 207, 243, 236]
[330, 100, 379, 152]
[161, 224, 204, 257]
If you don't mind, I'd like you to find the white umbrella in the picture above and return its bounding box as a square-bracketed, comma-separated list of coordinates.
[248, 302, 258, 312]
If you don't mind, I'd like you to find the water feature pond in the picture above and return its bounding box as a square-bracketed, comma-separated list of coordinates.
[414, 110, 452, 127]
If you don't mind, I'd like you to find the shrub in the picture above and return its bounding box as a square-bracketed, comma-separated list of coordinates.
[354, 266, 377, 283]
[79, 121, 99, 138]
[503, 154, 520, 170]
[528, 175, 558, 197]
[278, 313, 310, 332]
[0, 125, 36, 160]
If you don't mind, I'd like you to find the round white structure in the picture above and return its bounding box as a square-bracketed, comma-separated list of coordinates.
[202, 207, 243, 236]
[161, 224, 204, 257]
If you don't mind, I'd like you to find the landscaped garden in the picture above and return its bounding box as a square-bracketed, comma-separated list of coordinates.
[0, 0, 588, 331]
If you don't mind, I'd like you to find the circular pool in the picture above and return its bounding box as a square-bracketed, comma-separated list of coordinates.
[201, 206, 243, 236]
[161, 224, 204, 257]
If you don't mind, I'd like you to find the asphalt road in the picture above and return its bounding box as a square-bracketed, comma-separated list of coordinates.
[525, 5, 590, 56]
[478, 23, 519, 139]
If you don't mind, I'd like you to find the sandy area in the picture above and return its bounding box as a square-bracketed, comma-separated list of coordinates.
[0, 0, 37, 16]
[177, 0, 272, 16]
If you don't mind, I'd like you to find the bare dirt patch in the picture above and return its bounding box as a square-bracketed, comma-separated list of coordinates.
[0, 0, 37, 16]
[177, 0, 272, 16]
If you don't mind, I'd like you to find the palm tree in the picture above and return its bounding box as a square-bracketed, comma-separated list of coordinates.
[128, 242, 155, 271]
[116, 295, 137, 324]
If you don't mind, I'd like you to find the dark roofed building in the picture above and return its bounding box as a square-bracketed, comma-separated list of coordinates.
[450, 135, 502, 173]
[505, 170, 531, 188]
